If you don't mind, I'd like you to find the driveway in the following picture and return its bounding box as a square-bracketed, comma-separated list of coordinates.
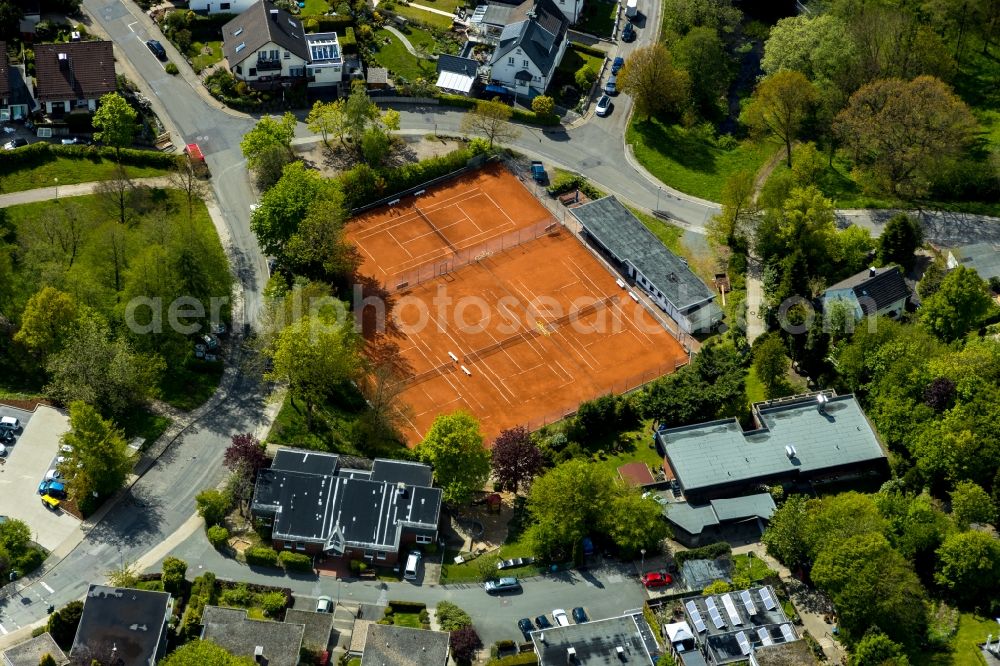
[0, 406, 80, 552]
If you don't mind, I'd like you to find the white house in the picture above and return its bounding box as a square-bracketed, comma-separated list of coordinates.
[188, 0, 258, 14]
[305, 32, 344, 88]
[488, 0, 568, 99]
[822, 265, 909, 320]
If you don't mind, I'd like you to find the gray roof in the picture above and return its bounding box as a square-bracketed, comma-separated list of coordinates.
[361, 624, 450, 666]
[824, 266, 909, 315]
[222, 0, 310, 67]
[663, 493, 776, 536]
[530, 613, 660, 665]
[272, 448, 340, 476]
[680, 559, 732, 591]
[678, 650, 709, 666]
[71, 585, 172, 666]
[659, 394, 886, 496]
[2, 633, 68, 666]
[284, 609, 335, 651]
[571, 196, 718, 312]
[0, 42, 9, 99]
[437, 54, 478, 77]
[201, 606, 304, 666]
[481, 2, 518, 26]
[489, 0, 568, 77]
[950, 242, 1000, 280]
[682, 586, 798, 664]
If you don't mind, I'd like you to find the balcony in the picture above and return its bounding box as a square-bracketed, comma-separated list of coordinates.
[256, 58, 282, 72]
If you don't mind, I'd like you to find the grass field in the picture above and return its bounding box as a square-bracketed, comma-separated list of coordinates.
[733, 553, 775, 581]
[408, 0, 466, 14]
[745, 367, 766, 404]
[189, 39, 223, 72]
[441, 539, 545, 584]
[914, 613, 996, 666]
[389, 611, 425, 628]
[302, 0, 332, 14]
[159, 362, 224, 411]
[627, 119, 778, 202]
[372, 28, 437, 81]
[391, 3, 455, 30]
[117, 408, 171, 448]
[555, 44, 605, 84]
[0, 157, 170, 193]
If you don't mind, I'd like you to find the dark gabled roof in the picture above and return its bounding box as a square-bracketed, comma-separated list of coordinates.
[663, 493, 776, 536]
[361, 625, 450, 666]
[824, 265, 908, 315]
[436, 53, 478, 77]
[222, 0, 310, 67]
[34, 41, 116, 102]
[571, 196, 717, 312]
[201, 606, 304, 666]
[490, 0, 568, 76]
[71, 585, 171, 666]
[283, 609, 335, 652]
[0, 43, 10, 99]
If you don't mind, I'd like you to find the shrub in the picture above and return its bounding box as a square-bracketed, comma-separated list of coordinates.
[165, 62, 179, 75]
[0, 143, 181, 176]
[245, 545, 280, 567]
[437, 93, 478, 109]
[259, 591, 287, 617]
[531, 95, 555, 117]
[387, 601, 427, 614]
[195, 489, 231, 526]
[674, 542, 731, 566]
[495, 639, 516, 652]
[220, 584, 255, 607]
[703, 580, 732, 595]
[207, 525, 229, 549]
[161, 556, 188, 595]
[450, 625, 483, 662]
[278, 550, 313, 572]
[46, 601, 84, 650]
[13, 548, 45, 575]
[436, 601, 473, 631]
[574, 64, 597, 90]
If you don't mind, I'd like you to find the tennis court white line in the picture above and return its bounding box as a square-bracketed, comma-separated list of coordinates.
[435, 316, 514, 405]
[387, 228, 414, 258]
[483, 190, 518, 227]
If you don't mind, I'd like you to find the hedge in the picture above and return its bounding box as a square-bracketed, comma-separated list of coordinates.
[437, 93, 477, 109]
[437, 94, 560, 126]
[488, 654, 540, 666]
[245, 546, 280, 567]
[546, 171, 605, 199]
[570, 42, 607, 58]
[179, 572, 216, 640]
[0, 142, 181, 174]
[278, 551, 313, 572]
[674, 542, 732, 566]
[301, 14, 353, 34]
[341, 27, 357, 53]
[643, 602, 664, 647]
[387, 601, 427, 614]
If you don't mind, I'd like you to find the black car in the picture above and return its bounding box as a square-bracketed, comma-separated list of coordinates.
[517, 618, 534, 639]
[146, 40, 167, 61]
[622, 22, 636, 42]
[0, 429, 15, 444]
[572, 607, 588, 623]
[535, 615, 553, 630]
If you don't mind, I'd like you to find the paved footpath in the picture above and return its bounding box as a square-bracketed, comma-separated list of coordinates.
[0, 176, 173, 208]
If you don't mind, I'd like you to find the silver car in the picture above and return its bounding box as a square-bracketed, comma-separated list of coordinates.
[595, 95, 612, 117]
[484, 577, 521, 594]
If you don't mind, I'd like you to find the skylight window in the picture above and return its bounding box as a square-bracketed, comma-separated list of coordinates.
[232, 27, 243, 37]
[235, 42, 246, 53]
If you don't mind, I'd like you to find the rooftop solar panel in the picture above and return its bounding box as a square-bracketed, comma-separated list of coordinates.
[736, 631, 752, 655]
[685, 601, 698, 614]
[780, 624, 797, 642]
[759, 587, 777, 610]
[757, 627, 773, 646]
[721, 593, 741, 626]
[708, 606, 725, 629]
[706, 597, 718, 611]
[740, 590, 757, 615]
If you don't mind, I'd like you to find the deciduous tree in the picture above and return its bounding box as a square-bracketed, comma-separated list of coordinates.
[449, 626, 482, 662]
[460, 98, 519, 149]
[761, 14, 859, 101]
[919, 265, 993, 341]
[416, 411, 491, 505]
[741, 70, 816, 167]
[161, 556, 188, 595]
[674, 26, 730, 114]
[490, 426, 543, 494]
[46, 601, 83, 650]
[707, 170, 757, 253]
[850, 629, 910, 666]
[250, 161, 345, 257]
[604, 491, 669, 557]
[618, 44, 690, 120]
[878, 214, 923, 271]
[59, 401, 132, 502]
[92, 92, 138, 160]
[305, 99, 349, 146]
[224, 432, 268, 474]
[240, 113, 297, 170]
[762, 494, 811, 569]
[752, 333, 790, 399]
[195, 489, 231, 526]
[160, 640, 255, 666]
[935, 531, 1000, 605]
[660, 0, 741, 37]
[14, 286, 78, 358]
[950, 480, 996, 529]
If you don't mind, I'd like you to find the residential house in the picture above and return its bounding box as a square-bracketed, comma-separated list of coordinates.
[201, 606, 305, 666]
[571, 196, 724, 333]
[947, 242, 1000, 284]
[34, 41, 116, 115]
[2, 633, 68, 666]
[284, 609, 336, 654]
[189, 0, 259, 13]
[822, 265, 909, 320]
[435, 53, 480, 95]
[0, 43, 35, 121]
[19, 1, 41, 39]
[361, 625, 450, 666]
[488, 0, 568, 99]
[476, 0, 583, 29]
[222, 1, 311, 86]
[251, 449, 442, 563]
[70, 585, 172, 666]
[656, 392, 888, 502]
[529, 612, 661, 665]
[661, 493, 776, 548]
[306, 32, 344, 88]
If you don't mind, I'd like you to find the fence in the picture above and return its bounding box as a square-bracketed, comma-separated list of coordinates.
[390, 215, 560, 292]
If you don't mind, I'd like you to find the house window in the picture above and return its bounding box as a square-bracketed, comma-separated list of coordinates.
[534, 75, 540, 82]
[523, 59, 529, 67]
[289, 66, 305, 76]
[220, 1, 230, 7]
[296, 542, 306, 551]
[508, 56, 514, 65]
[364, 550, 375, 560]
[235, 65, 242, 75]
[249, 68, 257, 76]
[415, 535, 433, 544]
[75, 99, 88, 108]
[284, 51, 291, 59]
[283, 541, 293, 549]
[377, 552, 387, 560]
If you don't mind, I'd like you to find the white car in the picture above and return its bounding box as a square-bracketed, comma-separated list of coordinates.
[45, 469, 62, 481]
[552, 609, 570, 627]
[316, 596, 332, 613]
[0, 443, 7, 457]
[595, 95, 612, 117]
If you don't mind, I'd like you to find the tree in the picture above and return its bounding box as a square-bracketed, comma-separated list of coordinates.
[436, 601, 473, 631]
[169, 159, 208, 224]
[416, 411, 491, 505]
[240, 113, 296, 170]
[59, 401, 132, 502]
[92, 92, 138, 159]
[305, 99, 348, 146]
[253, 143, 294, 192]
[161, 556, 188, 595]
[674, 26, 730, 114]
[618, 44, 690, 120]
[707, 170, 757, 253]
[160, 640, 255, 666]
[834, 76, 977, 197]
[851, 629, 910, 666]
[935, 531, 1000, 604]
[264, 311, 364, 428]
[918, 256, 948, 300]
[660, 0, 741, 37]
[490, 426, 543, 493]
[761, 14, 858, 101]
[195, 489, 231, 526]
[0, 2, 23, 42]
[752, 333, 790, 399]
[0, 518, 31, 555]
[950, 481, 996, 529]
[460, 98, 519, 149]
[449, 626, 482, 662]
[741, 70, 816, 168]
[604, 491, 669, 557]
[250, 161, 345, 258]
[14, 286, 78, 358]
[46, 601, 84, 650]
[762, 494, 811, 568]
[878, 214, 923, 271]
[344, 80, 381, 144]
[95, 162, 133, 226]
[282, 205, 357, 282]
[920, 265, 993, 341]
[39, 654, 58, 666]
[531, 95, 555, 117]
[224, 433, 267, 474]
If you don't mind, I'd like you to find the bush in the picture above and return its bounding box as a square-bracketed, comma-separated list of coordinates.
[574, 64, 597, 90]
[278, 550, 313, 572]
[207, 525, 229, 549]
[259, 591, 287, 617]
[0, 143, 181, 176]
[572, 42, 606, 58]
[245, 546, 280, 567]
[165, 62, 179, 75]
[195, 489, 231, 526]
[161, 556, 188, 595]
[387, 601, 427, 614]
[13, 548, 45, 575]
[302, 13, 354, 33]
[531, 95, 555, 117]
[46, 601, 84, 650]
[437, 93, 478, 109]
[436, 601, 473, 631]
[451, 625, 483, 662]
[674, 542, 731, 566]
[341, 26, 357, 53]
[220, 583, 255, 607]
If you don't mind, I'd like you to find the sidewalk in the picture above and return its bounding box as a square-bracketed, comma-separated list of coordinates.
[0, 176, 173, 208]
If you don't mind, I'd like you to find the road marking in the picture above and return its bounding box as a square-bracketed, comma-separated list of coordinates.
[0, 623, 7, 635]
[40, 582, 54, 594]
[127, 21, 138, 32]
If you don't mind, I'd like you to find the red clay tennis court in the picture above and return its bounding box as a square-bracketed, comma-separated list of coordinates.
[346, 166, 688, 445]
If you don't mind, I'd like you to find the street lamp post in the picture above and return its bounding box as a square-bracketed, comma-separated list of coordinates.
[655, 186, 661, 212]
[54, 177, 58, 201]
[640, 548, 646, 578]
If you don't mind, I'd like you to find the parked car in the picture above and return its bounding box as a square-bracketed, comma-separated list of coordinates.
[3, 138, 27, 150]
[622, 22, 636, 42]
[595, 95, 613, 117]
[316, 596, 332, 613]
[484, 577, 521, 594]
[612, 56, 625, 74]
[552, 609, 570, 627]
[642, 572, 673, 588]
[572, 607, 588, 623]
[605, 74, 617, 96]
[517, 618, 534, 639]
[535, 615, 552, 630]
[146, 39, 167, 61]
[41, 495, 61, 511]
[0, 416, 21, 433]
[0, 429, 15, 444]
[0, 443, 7, 457]
[497, 557, 535, 570]
[44, 469, 62, 482]
[530, 161, 547, 183]
[200, 334, 219, 350]
[38, 481, 66, 498]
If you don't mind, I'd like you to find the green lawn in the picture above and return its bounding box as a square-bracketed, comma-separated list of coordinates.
[576, 0, 618, 38]
[441, 539, 545, 584]
[555, 44, 605, 82]
[390, 3, 455, 30]
[407, 0, 466, 14]
[302, 0, 332, 14]
[159, 362, 224, 412]
[732, 553, 775, 581]
[914, 613, 997, 666]
[391, 611, 425, 628]
[372, 28, 437, 82]
[745, 367, 766, 404]
[0, 156, 170, 193]
[189, 39, 223, 73]
[348, 659, 362, 666]
[626, 118, 778, 202]
[117, 408, 171, 448]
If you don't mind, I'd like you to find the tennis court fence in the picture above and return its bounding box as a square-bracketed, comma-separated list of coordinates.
[390, 216, 561, 292]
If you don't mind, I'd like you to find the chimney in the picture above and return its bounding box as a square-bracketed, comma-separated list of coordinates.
[566, 646, 577, 663]
[254, 646, 264, 663]
[57, 52, 68, 70]
[270, 8, 279, 21]
[785, 445, 797, 459]
[869, 265, 877, 277]
[816, 393, 828, 413]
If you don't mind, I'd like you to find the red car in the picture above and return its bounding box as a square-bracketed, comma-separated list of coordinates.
[642, 572, 672, 588]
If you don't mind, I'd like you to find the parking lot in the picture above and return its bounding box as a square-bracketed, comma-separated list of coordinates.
[0, 405, 81, 551]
